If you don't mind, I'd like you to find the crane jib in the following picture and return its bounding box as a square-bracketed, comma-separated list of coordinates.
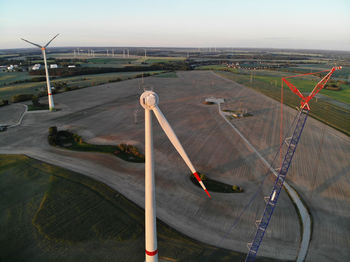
[245, 110, 309, 262]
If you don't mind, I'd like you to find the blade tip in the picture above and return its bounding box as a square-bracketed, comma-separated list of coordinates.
[205, 189, 211, 198]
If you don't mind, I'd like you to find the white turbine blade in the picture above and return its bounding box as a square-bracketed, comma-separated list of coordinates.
[44, 33, 60, 48]
[21, 38, 42, 48]
[152, 105, 211, 198]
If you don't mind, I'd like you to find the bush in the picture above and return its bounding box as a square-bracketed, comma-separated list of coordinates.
[48, 135, 56, 145]
[49, 126, 58, 136]
[53, 81, 68, 90]
[70, 133, 84, 144]
[31, 77, 46, 82]
[0, 99, 9, 107]
[38, 91, 47, 97]
[117, 144, 145, 160]
[199, 173, 207, 181]
[232, 185, 243, 192]
[32, 96, 40, 106]
[11, 94, 34, 103]
[48, 126, 58, 145]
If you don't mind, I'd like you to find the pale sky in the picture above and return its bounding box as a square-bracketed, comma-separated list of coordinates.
[0, 0, 349, 50]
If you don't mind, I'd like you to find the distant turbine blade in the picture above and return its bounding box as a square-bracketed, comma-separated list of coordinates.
[44, 33, 60, 48]
[152, 105, 211, 198]
[21, 38, 42, 48]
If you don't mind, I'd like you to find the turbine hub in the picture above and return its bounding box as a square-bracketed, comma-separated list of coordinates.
[140, 91, 159, 109]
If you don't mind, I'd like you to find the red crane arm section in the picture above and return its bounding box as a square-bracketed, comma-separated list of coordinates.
[282, 78, 305, 99]
[302, 68, 336, 108]
[282, 66, 342, 110]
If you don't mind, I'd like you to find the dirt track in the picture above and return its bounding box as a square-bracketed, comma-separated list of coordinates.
[1, 70, 349, 261]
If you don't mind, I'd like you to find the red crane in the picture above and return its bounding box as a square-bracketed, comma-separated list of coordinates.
[282, 66, 342, 110]
[245, 66, 342, 262]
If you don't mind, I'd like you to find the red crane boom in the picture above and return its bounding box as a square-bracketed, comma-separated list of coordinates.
[245, 66, 342, 262]
[282, 66, 342, 110]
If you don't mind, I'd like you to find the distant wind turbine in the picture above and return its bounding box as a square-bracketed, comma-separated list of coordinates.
[21, 34, 59, 111]
[140, 91, 211, 262]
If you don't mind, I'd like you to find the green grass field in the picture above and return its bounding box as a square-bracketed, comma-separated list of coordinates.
[215, 71, 350, 136]
[144, 56, 186, 64]
[288, 64, 350, 80]
[0, 154, 278, 262]
[81, 57, 140, 68]
[0, 71, 161, 100]
[0, 71, 33, 85]
[155, 71, 178, 78]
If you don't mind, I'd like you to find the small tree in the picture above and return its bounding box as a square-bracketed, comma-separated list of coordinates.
[199, 173, 207, 181]
[32, 96, 40, 107]
[48, 126, 58, 145]
[49, 126, 57, 136]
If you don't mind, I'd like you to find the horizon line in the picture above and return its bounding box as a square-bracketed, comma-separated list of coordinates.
[1, 46, 350, 53]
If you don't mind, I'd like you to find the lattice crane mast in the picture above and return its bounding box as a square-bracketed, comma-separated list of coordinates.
[245, 66, 342, 262]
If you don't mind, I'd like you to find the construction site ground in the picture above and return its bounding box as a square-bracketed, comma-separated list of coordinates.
[0, 70, 349, 261]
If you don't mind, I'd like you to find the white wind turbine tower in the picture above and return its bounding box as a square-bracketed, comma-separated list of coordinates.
[140, 91, 211, 262]
[21, 34, 59, 111]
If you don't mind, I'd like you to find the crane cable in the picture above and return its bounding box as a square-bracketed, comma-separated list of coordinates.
[215, 105, 300, 246]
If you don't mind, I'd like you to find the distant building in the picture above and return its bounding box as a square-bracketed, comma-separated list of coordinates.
[7, 65, 14, 70]
[50, 64, 58, 69]
[205, 97, 224, 104]
[32, 64, 41, 70]
[68, 65, 76, 68]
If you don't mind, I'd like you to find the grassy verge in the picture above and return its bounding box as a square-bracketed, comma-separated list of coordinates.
[0, 154, 278, 262]
[27, 103, 49, 111]
[49, 129, 145, 163]
[190, 173, 243, 193]
[215, 70, 350, 136]
[155, 71, 178, 78]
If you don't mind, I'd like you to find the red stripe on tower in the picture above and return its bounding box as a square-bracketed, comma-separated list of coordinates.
[145, 249, 158, 256]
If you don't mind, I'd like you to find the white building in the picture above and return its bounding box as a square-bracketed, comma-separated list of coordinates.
[32, 64, 41, 70]
[205, 97, 225, 104]
[68, 65, 76, 68]
[50, 64, 58, 69]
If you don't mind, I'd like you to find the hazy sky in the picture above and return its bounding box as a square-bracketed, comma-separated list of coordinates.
[1, 0, 349, 50]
